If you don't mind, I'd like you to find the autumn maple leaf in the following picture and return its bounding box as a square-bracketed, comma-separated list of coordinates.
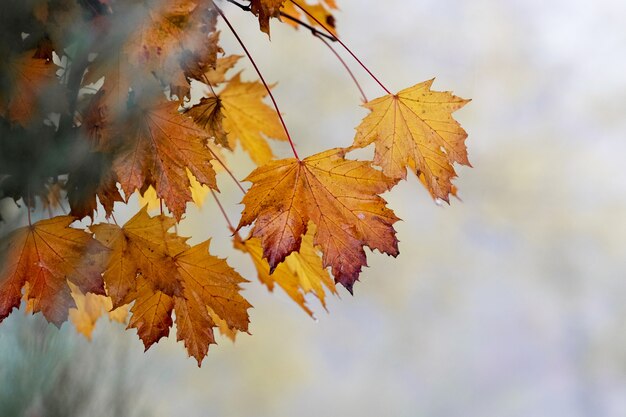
[189, 73, 288, 164]
[249, 0, 287, 34]
[68, 283, 129, 340]
[92, 209, 251, 365]
[0, 216, 107, 326]
[352, 80, 470, 201]
[238, 149, 399, 292]
[0, 50, 60, 125]
[235, 224, 336, 316]
[113, 98, 218, 220]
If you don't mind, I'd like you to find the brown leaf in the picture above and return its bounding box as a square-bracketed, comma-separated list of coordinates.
[238, 149, 399, 292]
[250, 0, 287, 35]
[113, 99, 217, 220]
[185, 96, 229, 148]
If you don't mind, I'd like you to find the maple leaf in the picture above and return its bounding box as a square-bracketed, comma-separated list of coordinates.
[92, 209, 251, 365]
[352, 80, 471, 201]
[186, 96, 229, 148]
[0, 216, 107, 326]
[91, 209, 189, 306]
[204, 54, 242, 86]
[250, 0, 287, 35]
[238, 149, 399, 292]
[235, 224, 336, 316]
[138, 169, 216, 211]
[113, 99, 218, 220]
[0, 50, 59, 125]
[68, 283, 129, 340]
[218, 73, 288, 165]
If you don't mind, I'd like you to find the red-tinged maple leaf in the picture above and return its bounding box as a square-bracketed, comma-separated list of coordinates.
[235, 224, 336, 317]
[238, 149, 399, 292]
[92, 209, 251, 365]
[351, 80, 471, 201]
[0, 216, 107, 326]
[112, 99, 218, 220]
[0, 50, 59, 125]
[250, 0, 287, 35]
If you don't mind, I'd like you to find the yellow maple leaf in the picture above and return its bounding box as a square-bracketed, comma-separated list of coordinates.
[352, 80, 470, 201]
[236, 224, 336, 317]
[68, 283, 129, 340]
[218, 73, 288, 165]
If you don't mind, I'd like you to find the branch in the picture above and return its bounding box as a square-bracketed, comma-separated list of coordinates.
[225, 0, 336, 42]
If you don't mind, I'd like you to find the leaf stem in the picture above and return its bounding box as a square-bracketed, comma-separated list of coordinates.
[314, 33, 368, 103]
[279, 11, 336, 42]
[206, 146, 246, 195]
[214, 2, 300, 160]
[210, 189, 237, 235]
[27, 191, 32, 227]
[225, 0, 336, 42]
[290, 0, 392, 96]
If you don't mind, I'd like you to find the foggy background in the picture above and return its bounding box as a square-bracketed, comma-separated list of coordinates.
[2, 0, 626, 416]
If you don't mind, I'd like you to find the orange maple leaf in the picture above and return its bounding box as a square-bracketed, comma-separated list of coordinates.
[0, 216, 107, 326]
[92, 209, 251, 365]
[113, 99, 218, 220]
[352, 80, 471, 201]
[238, 149, 399, 292]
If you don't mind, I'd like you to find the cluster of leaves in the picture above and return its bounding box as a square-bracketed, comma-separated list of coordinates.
[0, 0, 470, 366]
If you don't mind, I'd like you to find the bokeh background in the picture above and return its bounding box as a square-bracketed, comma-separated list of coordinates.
[2, 0, 626, 416]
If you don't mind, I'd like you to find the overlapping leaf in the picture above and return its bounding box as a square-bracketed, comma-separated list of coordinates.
[352, 80, 470, 201]
[0, 51, 60, 125]
[189, 73, 287, 164]
[113, 99, 218, 220]
[238, 149, 399, 292]
[236, 224, 336, 316]
[68, 283, 129, 340]
[92, 209, 251, 365]
[0, 216, 107, 326]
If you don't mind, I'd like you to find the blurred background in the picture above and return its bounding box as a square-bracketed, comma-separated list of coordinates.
[2, 0, 626, 416]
